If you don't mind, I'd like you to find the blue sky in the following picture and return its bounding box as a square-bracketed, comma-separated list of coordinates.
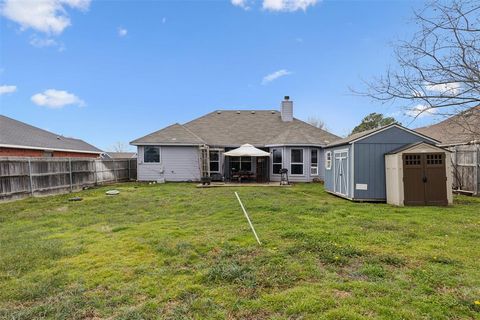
[0, 0, 439, 151]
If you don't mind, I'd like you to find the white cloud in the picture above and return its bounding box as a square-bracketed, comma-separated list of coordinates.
[425, 82, 461, 95]
[262, 0, 318, 12]
[29, 36, 58, 47]
[118, 27, 127, 37]
[262, 69, 292, 85]
[0, 85, 17, 95]
[406, 104, 437, 118]
[31, 89, 85, 108]
[231, 0, 251, 10]
[0, 0, 91, 35]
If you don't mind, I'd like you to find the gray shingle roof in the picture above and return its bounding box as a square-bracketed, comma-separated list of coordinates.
[130, 123, 205, 145]
[131, 110, 340, 147]
[415, 106, 480, 145]
[0, 115, 103, 153]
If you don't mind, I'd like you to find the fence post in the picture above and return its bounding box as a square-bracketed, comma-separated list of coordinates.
[113, 159, 117, 182]
[69, 158, 73, 192]
[27, 158, 34, 196]
[94, 159, 98, 185]
[128, 159, 131, 181]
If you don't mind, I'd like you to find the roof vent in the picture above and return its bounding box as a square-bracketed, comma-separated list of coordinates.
[217, 111, 222, 114]
[56, 136, 61, 140]
[172, 138, 177, 141]
[251, 111, 255, 114]
[236, 111, 241, 114]
[271, 110, 276, 114]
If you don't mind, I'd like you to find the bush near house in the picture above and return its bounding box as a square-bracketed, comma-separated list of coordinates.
[0, 183, 479, 319]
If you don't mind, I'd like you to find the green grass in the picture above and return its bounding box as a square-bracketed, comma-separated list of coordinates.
[0, 183, 479, 319]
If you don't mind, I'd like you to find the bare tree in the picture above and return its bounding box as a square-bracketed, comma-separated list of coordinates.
[111, 141, 129, 152]
[307, 116, 327, 130]
[357, 0, 480, 136]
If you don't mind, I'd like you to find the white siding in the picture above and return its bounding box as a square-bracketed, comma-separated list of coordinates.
[137, 146, 201, 182]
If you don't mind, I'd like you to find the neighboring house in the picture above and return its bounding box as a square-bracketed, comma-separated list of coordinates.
[130, 97, 340, 182]
[323, 123, 441, 202]
[103, 152, 137, 159]
[416, 106, 480, 195]
[0, 115, 103, 158]
[415, 106, 480, 146]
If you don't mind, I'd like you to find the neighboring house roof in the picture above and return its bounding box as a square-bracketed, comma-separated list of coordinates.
[415, 106, 480, 146]
[131, 110, 340, 147]
[0, 115, 103, 154]
[327, 123, 440, 147]
[104, 152, 137, 159]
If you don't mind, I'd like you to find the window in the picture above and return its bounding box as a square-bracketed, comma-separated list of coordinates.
[426, 154, 443, 165]
[144, 146, 160, 163]
[290, 149, 304, 175]
[404, 154, 421, 166]
[230, 157, 252, 172]
[209, 150, 220, 173]
[325, 151, 332, 170]
[272, 149, 282, 174]
[310, 149, 318, 175]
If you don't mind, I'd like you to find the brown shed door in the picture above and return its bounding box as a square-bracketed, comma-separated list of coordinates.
[403, 153, 447, 206]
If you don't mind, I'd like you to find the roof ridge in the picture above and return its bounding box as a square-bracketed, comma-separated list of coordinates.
[178, 123, 206, 144]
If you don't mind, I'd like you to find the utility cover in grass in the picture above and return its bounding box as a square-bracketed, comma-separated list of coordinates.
[105, 190, 120, 196]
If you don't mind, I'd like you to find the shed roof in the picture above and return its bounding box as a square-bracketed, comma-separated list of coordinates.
[386, 141, 450, 155]
[327, 123, 439, 147]
[0, 115, 103, 154]
[415, 106, 480, 146]
[131, 110, 340, 147]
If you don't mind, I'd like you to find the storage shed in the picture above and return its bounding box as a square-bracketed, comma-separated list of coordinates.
[324, 124, 440, 201]
[385, 142, 452, 206]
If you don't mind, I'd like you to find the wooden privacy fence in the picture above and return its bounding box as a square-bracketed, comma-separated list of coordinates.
[0, 157, 137, 201]
[450, 144, 480, 196]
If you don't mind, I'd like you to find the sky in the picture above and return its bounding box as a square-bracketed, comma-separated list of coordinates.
[0, 0, 442, 151]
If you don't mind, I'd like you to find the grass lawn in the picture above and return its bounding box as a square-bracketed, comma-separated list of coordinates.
[0, 183, 479, 319]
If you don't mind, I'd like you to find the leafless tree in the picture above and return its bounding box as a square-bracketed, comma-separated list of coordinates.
[111, 141, 129, 152]
[307, 116, 327, 130]
[357, 0, 480, 136]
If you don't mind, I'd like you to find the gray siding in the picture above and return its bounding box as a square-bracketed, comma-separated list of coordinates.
[353, 127, 434, 200]
[269, 146, 324, 182]
[137, 146, 201, 182]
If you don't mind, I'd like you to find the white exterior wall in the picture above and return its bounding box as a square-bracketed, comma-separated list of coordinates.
[385, 144, 453, 206]
[137, 146, 201, 182]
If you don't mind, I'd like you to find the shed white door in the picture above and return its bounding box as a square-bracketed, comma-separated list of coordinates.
[334, 150, 349, 196]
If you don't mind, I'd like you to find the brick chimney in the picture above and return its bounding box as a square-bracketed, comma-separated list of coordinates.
[281, 96, 293, 122]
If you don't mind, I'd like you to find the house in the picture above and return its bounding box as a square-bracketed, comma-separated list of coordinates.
[415, 106, 480, 146]
[0, 115, 103, 158]
[416, 106, 480, 195]
[323, 123, 444, 202]
[102, 152, 137, 159]
[130, 97, 340, 182]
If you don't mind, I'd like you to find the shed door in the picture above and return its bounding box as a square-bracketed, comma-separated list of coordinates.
[403, 153, 447, 205]
[334, 150, 349, 196]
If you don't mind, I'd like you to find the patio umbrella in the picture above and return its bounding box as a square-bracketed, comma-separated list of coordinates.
[223, 144, 270, 157]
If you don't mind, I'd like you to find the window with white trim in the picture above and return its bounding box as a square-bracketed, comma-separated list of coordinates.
[209, 150, 220, 173]
[325, 151, 332, 170]
[290, 149, 304, 175]
[272, 149, 282, 174]
[144, 146, 160, 163]
[310, 149, 318, 175]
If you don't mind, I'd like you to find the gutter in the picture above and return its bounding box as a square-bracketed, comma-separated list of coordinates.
[0, 143, 103, 154]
